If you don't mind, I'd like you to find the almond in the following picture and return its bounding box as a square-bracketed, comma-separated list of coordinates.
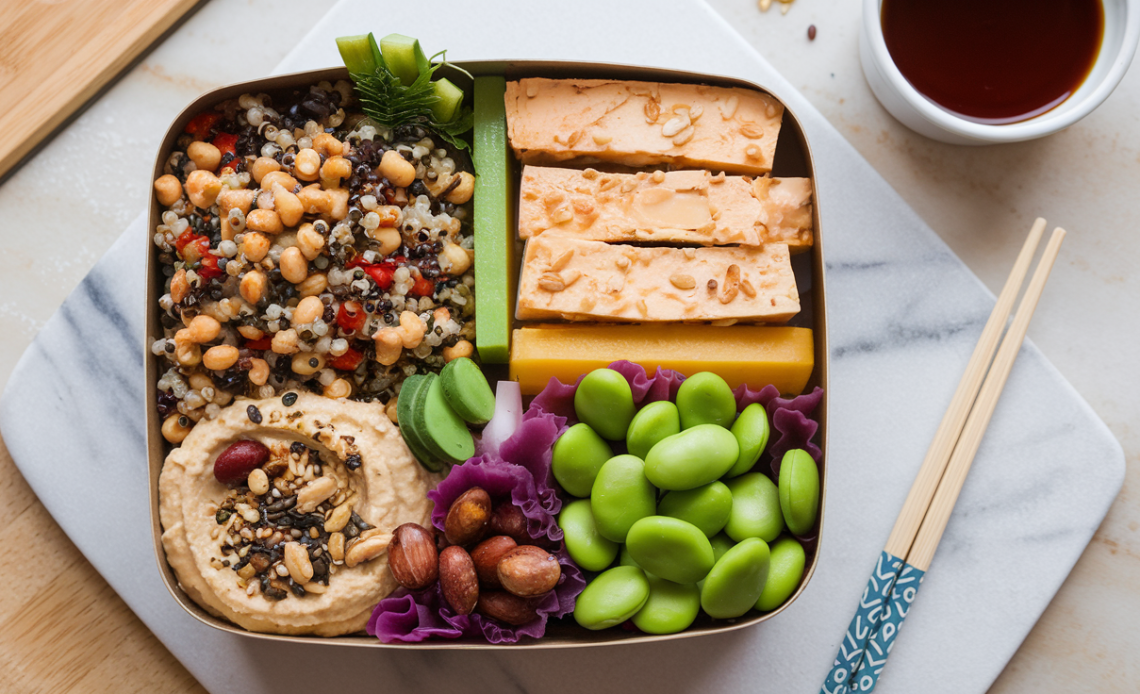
[477, 591, 539, 626]
[444, 487, 492, 546]
[387, 523, 439, 590]
[470, 536, 517, 589]
[489, 503, 530, 544]
[497, 545, 561, 597]
[438, 546, 479, 615]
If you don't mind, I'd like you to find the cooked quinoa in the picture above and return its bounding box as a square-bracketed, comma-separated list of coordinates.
[151, 80, 477, 443]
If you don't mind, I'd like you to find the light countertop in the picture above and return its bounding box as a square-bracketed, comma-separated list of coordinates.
[0, 0, 1136, 691]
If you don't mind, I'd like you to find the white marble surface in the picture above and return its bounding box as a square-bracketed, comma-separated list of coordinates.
[0, 0, 1132, 692]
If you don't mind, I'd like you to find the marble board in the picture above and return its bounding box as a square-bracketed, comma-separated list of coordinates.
[0, 1, 1123, 693]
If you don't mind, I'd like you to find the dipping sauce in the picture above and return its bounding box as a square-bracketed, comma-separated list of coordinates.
[881, 0, 1104, 124]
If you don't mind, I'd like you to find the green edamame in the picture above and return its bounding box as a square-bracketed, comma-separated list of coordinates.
[709, 533, 736, 562]
[552, 423, 613, 498]
[632, 575, 701, 634]
[726, 403, 770, 478]
[574, 565, 650, 630]
[756, 536, 806, 612]
[658, 482, 733, 537]
[778, 448, 820, 536]
[559, 498, 620, 571]
[675, 371, 737, 429]
[700, 537, 770, 619]
[724, 473, 785, 543]
[644, 424, 739, 490]
[574, 369, 636, 440]
[625, 516, 715, 584]
[626, 400, 680, 459]
[591, 455, 656, 542]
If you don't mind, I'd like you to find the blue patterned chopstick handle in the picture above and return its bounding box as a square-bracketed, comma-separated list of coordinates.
[820, 552, 905, 694]
[847, 561, 926, 693]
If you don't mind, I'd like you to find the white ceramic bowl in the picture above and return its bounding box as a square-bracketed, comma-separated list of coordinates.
[860, 0, 1140, 145]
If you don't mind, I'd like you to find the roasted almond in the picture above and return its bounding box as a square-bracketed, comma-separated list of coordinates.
[489, 503, 530, 544]
[477, 591, 539, 626]
[470, 535, 517, 589]
[497, 545, 561, 597]
[438, 546, 479, 615]
[444, 487, 492, 546]
[387, 523, 439, 590]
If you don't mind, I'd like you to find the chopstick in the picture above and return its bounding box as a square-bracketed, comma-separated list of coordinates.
[819, 219, 1060, 694]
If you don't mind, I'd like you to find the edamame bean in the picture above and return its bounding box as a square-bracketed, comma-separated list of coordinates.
[632, 575, 701, 634]
[709, 533, 736, 562]
[559, 498, 620, 571]
[552, 423, 613, 498]
[676, 371, 737, 429]
[756, 536, 806, 612]
[726, 403, 770, 478]
[574, 369, 635, 440]
[644, 424, 739, 490]
[778, 448, 820, 536]
[700, 537, 770, 619]
[626, 400, 680, 459]
[724, 473, 784, 543]
[574, 566, 650, 630]
[625, 516, 715, 584]
[591, 455, 657, 542]
[619, 544, 642, 570]
[658, 482, 733, 537]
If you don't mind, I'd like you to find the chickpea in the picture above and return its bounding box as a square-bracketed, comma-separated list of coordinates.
[240, 270, 267, 303]
[312, 132, 343, 157]
[250, 156, 281, 183]
[185, 169, 222, 209]
[294, 148, 321, 181]
[237, 325, 264, 340]
[445, 171, 475, 204]
[279, 247, 308, 284]
[320, 155, 352, 185]
[241, 233, 270, 263]
[154, 174, 183, 206]
[162, 414, 193, 443]
[297, 272, 328, 298]
[291, 352, 326, 376]
[203, 345, 240, 371]
[245, 209, 283, 234]
[385, 398, 399, 423]
[373, 328, 403, 366]
[397, 311, 426, 349]
[297, 224, 325, 260]
[187, 141, 222, 172]
[272, 182, 304, 226]
[364, 228, 399, 257]
[170, 269, 189, 303]
[378, 150, 416, 188]
[271, 328, 300, 354]
[293, 296, 324, 324]
[439, 242, 472, 276]
[213, 389, 234, 406]
[432, 307, 451, 325]
[175, 341, 201, 367]
[326, 188, 349, 220]
[323, 378, 352, 399]
[218, 188, 256, 217]
[442, 339, 475, 363]
[188, 372, 214, 391]
[256, 189, 275, 210]
[261, 170, 299, 192]
[187, 315, 221, 343]
[247, 358, 270, 386]
[376, 205, 401, 228]
[297, 184, 330, 214]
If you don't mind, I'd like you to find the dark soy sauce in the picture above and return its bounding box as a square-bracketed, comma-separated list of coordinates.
[881, 0, 1104, 124]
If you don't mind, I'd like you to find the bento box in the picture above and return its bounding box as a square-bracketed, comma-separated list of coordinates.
[146, 59, 829, 648]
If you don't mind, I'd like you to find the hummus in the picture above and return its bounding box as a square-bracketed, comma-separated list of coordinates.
[159, 392, 439, 636]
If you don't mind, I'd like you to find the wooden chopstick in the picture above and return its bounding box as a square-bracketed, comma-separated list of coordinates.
[820, 219, 1052, 694]
[844, 226, 1068, 694]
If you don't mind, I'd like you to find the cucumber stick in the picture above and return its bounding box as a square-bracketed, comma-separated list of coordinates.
[396, 374, 445, 472]
[379, 33, 428, 86]
[472, 76, 515, 363]
[431, 78, 465, 123]
[336, 34, 383, 75]
[414, 377, 475, 464]
[440, 357, 495, 425]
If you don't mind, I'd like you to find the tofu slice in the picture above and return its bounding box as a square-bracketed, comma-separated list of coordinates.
[518, 166, 814, 251]
[516, 234, 800, 324]
[505, 78, 784, 175]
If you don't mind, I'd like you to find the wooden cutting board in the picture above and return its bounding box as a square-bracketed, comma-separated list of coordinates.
[0, 0, 201, 181]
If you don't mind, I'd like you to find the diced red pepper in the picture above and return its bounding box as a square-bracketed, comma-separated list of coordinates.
[336, 300, 366, 334]
[212, 132, 238, 156]
[328, 346, 364, 371]
[344, 256, 370, 269]
[184, 112, 221, 140]
[364, 264, 395, 290]
[410, 276, 435, 297]
[174, 230, 202, 254]
[198, 253, 222, 280]
[245, 337, 272, 351]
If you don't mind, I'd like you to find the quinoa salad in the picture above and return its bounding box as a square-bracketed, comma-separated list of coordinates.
[151, 80, 477, 444]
